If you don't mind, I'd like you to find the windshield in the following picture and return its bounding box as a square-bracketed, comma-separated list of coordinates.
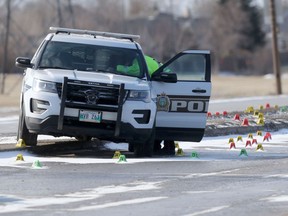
[38, 41, 145, 78]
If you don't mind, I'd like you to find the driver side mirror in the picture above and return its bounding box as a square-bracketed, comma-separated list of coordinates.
[151, 72, 177, 83]
[15, 57, 33, 69]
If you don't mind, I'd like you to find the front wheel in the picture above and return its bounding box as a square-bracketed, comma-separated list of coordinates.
[128, 143, 134, 152]
[17, 105, 38, 146]
[133, 142, 153, 157]
[131, 130, 155, 158]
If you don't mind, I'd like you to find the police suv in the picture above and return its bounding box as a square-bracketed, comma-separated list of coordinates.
[16, 27, 211, 157]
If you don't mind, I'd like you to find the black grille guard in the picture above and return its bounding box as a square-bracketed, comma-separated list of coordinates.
[57, 77, 126, 137]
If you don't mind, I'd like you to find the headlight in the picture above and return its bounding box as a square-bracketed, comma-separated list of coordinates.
[33, 79, 57, 93]
[128, 90, 151, 103]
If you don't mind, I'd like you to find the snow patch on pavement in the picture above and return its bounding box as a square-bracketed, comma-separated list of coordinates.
[0, 181, 162, 213]
[0, 129, 287, 167]
[262, 195, 288, 202]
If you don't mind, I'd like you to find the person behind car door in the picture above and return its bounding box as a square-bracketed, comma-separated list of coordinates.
[116, 55, 161, 76]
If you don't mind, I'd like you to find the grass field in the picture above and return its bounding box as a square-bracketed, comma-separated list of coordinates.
[0, 73, 288, 107]
[211, 74, 288, 98]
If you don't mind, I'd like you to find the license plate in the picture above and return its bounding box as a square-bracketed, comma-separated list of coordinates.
[79, 110, 102, 123]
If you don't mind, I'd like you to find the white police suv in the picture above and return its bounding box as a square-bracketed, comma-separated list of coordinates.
[16, 27, 211, 157]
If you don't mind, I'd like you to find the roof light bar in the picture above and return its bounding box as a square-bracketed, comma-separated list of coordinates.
[49, 27, 140, 41]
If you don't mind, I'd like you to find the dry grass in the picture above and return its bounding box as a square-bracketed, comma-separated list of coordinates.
[0, 74, 288, 107]
[211, 75, 288, 99]
[0, 74, 22, 107]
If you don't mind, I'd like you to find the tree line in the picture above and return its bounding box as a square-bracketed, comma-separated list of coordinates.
[0, 0, 282, 75]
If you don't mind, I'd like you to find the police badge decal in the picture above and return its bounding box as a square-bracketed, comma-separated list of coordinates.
[157, 93, 170, 112]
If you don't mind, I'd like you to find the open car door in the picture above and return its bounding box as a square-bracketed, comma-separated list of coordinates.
[151, 50, 211, 142]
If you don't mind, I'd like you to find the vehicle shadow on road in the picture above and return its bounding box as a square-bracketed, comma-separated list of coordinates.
[26, 139, 133, 159]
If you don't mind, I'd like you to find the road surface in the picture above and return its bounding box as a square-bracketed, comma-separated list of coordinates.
[0, 96, 288, 215]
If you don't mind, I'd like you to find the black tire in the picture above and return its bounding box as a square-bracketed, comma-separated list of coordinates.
[75, 136, 92, 142]
[128, 143, 134, 152]
[153, 139, 162, 153]
[17, 105, 38, 146]
[133, 130, 155, 158]
[162, 140, 176, 155]
[133, 141, 151, 157]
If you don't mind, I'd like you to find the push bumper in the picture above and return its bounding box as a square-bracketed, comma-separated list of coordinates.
[26, 115, 152, 142]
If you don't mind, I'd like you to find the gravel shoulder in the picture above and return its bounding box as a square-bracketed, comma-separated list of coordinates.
[205, 107, 288, 137]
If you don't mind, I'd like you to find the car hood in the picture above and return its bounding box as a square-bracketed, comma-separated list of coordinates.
[32, 69, 150, 90]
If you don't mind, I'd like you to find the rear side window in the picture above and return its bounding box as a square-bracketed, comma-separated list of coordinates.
[38, 41, 145, 78]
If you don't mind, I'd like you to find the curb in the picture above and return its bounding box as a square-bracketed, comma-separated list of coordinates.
[204, 110, 288, 137]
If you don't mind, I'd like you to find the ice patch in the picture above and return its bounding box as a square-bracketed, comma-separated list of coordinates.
[0, 181, 163, 213]
[183, 205, 229, 216]
[262, 195, 288, 202]
[0, 129, 287, 166]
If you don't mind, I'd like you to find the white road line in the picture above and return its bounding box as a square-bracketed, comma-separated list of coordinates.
[74, 197, 167, 211]
[265, 174, 288, 178]
[184, 205, 229, 216]
[185, 191, 215, 194]
[0, 116, 18, 122]
[262, 195, 288, 202]
[184, 169, 240, 178]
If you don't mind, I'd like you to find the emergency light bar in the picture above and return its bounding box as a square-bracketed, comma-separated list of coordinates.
[49, 27, 140, 41]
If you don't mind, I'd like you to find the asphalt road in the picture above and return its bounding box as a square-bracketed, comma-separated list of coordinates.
[0, 95, 288, 215]
[1, 140, 288, 216]
[208, 95, 288, 113]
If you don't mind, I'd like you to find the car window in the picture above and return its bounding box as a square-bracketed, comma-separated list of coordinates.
[38, 41, 144, 78]
[162, 54, 206, 81]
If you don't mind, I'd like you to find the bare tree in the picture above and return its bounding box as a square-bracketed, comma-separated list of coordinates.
[67, 0, 76, 28]
[205, 1, 249, 73]
[0, 0, 270, 76]
[57, 0, 63, 27]
[1, 0, 11, 94]
[129, 0, 155, 17]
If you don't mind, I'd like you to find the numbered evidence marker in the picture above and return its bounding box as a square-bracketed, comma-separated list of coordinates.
[237, 136, 243, 142]
[256, 144, 264, 151]
[16, 154, 24, 161]
[176, 148, 184, 156]
[191, 151, 199, 158]
[117, 155, 127, 163]
[239, 149, 248, 157]
[113, 151, 121, 159]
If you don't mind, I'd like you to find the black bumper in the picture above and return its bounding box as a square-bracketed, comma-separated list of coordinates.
[26, 115, 152, 143]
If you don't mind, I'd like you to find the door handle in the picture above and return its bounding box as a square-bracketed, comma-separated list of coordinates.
[192, 89, 206, 93]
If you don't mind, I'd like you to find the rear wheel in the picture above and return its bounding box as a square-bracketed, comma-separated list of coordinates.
[161, 140, 176, 155]
[17, 106, 38, 146]
[75, 135, 92, 142]
[153, 139, 162, 153]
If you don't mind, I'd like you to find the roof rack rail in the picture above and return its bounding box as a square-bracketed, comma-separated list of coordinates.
[49, 27, 140, 41]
